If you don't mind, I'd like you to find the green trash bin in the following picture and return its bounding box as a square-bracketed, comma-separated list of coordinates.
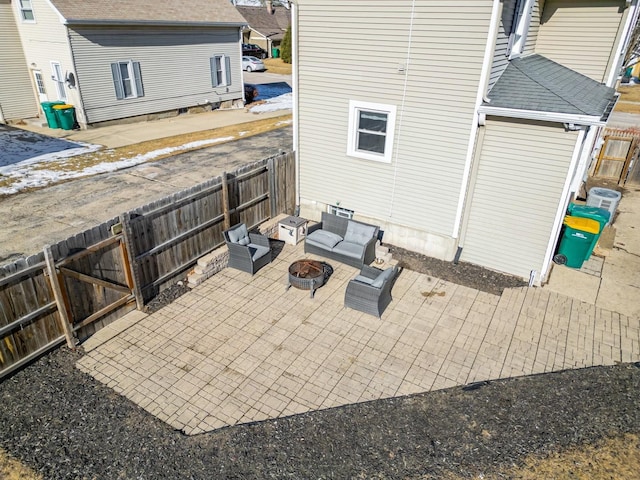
[41, 101, 65, 129]
[52, 104, 75, 131]
[566, 203, 610, 260]
[555, 216, 601, 269]
[271, 47, 280, 58]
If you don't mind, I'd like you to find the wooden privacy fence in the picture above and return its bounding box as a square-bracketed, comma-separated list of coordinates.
[0, 151, 296, 379]
[593, 127, 640, 186]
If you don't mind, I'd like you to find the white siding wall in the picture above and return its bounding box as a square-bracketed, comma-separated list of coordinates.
[69, 26, 243, 124]
[461, 117, 578, 280]
[535, 0, 625, 82]
[298, 0, 493, 257]
[12, 0, 80, 118]
[0, 1, 38, 120]
[522, 0, 544, 55]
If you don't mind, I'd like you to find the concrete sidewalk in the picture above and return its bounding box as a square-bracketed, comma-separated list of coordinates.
[77, 241, 639, 435]
[20, 107, 291, 149]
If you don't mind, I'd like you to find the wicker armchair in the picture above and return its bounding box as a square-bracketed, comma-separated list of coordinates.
[344, 265, 399, 317]
[223, 223, 271, 275]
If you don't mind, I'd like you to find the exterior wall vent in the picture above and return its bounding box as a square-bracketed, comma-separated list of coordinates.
[327, 204, 354, 219]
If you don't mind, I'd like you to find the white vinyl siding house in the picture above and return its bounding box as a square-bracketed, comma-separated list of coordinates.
[296, 0, 634, 283]
[535, 0, 628, 82]
[297, 0, 493, 258]
[460, 118, 579, 279]
[0, 0, 38, 121]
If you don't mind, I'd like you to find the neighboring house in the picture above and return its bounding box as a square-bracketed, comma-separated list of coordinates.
[236, 1, 290, 56]
[0, 0, 38, 122]
[9, 0, 247, 128]
[294, 0, 639, 285]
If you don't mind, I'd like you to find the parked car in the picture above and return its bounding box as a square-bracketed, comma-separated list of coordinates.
[242, 56, 266, 72]
[242, 43, 267, 59]
[244, 83, 259, 103]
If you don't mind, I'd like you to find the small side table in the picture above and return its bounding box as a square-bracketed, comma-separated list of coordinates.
[278, 216, 307, 245]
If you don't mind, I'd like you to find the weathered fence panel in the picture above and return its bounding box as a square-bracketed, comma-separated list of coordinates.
[0, 150, 295, 378]
[594, 128, 640, 185]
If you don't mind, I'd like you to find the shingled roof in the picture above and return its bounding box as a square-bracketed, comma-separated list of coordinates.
[50, 0, 246, 25]
[485, 54, 616, 120]
[236, 6, 290, 40]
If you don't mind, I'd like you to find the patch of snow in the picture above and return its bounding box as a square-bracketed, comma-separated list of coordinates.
[0, 135, 234, 195]
[249, 93, 293, 113]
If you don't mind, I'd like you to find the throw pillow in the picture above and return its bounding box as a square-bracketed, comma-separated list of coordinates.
[344, 221, 376, 246]
[228, 224, 249, 244]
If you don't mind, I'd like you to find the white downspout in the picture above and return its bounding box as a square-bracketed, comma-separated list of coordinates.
[569, 126, 598, 195]
[606, 0, 639, 86]
[292, 1, 300, 210]
[452, 0, 502, 239]
[540, 127, 587, 284]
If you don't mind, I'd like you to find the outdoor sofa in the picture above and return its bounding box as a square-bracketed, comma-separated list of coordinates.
[304, 212, 379, 268]
[345, 265, 399, 317]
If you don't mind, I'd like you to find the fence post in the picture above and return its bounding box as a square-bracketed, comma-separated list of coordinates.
[43, 245, 76, 349]
[268, 156, 277, 217]
[222, 171, 231, 230]
[120, 213, 145, 310]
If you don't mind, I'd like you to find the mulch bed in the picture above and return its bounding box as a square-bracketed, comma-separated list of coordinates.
[1, 253, 639, 479]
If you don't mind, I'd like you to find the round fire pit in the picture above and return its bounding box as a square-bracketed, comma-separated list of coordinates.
[287, 259, 327, 298]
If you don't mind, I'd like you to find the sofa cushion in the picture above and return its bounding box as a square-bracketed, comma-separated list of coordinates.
[228, 224, 249, 245]
[331, 241, 363, 259]
[353, 275, 374, 285]
[371, 267, 395, 288]
[248, 244, 270, 261]
[344, 221, 377, 246]
[306, 229, 343, 249]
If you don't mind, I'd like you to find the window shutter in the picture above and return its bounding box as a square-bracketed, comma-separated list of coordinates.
[133, 61, 144, 97]
[210, 57, 218, 87]
[225, 55, 231, 86]
[111, 63, 124, 100]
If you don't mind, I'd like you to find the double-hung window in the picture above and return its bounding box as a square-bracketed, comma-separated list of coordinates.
[210, 55, 231, 87]
[347, 100, 397, 163]
[110, 61, 144, 100]
[18, 0, 35, 21]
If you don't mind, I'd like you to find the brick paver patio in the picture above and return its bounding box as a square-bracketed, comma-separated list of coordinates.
[77, 243, 640, 435]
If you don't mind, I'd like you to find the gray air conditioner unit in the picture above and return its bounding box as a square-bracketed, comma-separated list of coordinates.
[586, 187, 621, 225]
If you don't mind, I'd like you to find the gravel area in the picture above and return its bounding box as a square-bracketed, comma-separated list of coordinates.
[1, 253, 638, 479]
[1, 348, 639, 479]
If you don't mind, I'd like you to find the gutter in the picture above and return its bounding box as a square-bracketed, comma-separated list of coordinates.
[478, 106, 608, 127]
[63, 20, 248, 27]
[292, 1, 300, 210]
[452, 0, 502, 240]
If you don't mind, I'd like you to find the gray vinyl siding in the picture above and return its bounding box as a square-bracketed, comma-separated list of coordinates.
[535, 0, 625, 82]
[461, 117, 578, 279]
[522, 0, 543, 55]
[0, 1, 38, 120]
[68, 26, 243, 124]
[298, 0, 493, 237]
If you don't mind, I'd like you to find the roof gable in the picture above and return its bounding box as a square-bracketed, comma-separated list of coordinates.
[236, 5, 290, 39]
[486, 54, 616, 119]
[50, 0, 246, 25]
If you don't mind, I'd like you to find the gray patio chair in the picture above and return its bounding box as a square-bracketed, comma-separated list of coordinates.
[223, 223, 271, 275]
[344, 265, 399, 317]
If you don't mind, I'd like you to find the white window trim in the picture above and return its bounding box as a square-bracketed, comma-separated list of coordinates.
[347, 100, 397, 163]
[111, 60, 144, 100]
[18, 0, 35, 22]
[119, 61, 138, 98]
[508, 0, 535, 59]
[211, 54, 231, 88]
